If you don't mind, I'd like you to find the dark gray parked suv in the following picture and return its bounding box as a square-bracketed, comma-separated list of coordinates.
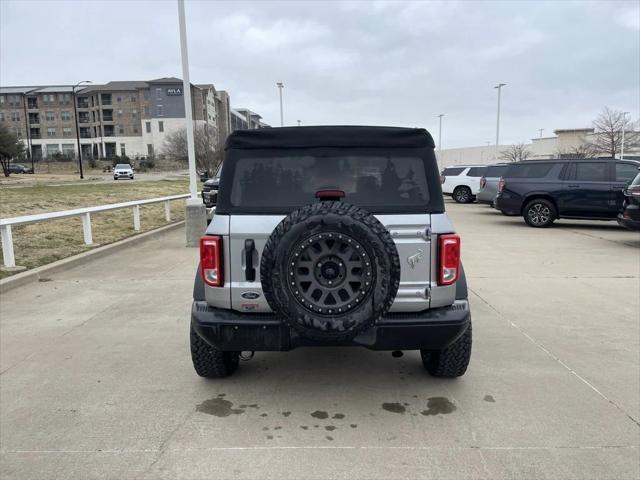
[191, 126, 471, 378]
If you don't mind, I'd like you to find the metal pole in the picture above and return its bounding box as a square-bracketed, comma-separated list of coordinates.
[178, 0, 198, 200]
[21, 94, 33, 171]
[277, 82, 284, 127]
[437, 114, 444, 154]
[72, 81, 91, 179]
[297, 120, 301, 127]
[620, 112, 629, 160]
[538, 128, 544, 138]
[494, 83, 506, 159]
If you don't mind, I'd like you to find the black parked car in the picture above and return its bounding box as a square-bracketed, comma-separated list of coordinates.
[618, 170, 640, 231]
[201, 164, 222, 208]
[8, 163, 34, 174]
[495, 158, 640, 227]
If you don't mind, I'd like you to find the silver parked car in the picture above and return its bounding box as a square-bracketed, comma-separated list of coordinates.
[190, 126, 472, 379]
[477, 163, 509, 205]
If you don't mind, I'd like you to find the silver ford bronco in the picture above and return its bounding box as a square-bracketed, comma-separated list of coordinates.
[191, 126, 471, 378]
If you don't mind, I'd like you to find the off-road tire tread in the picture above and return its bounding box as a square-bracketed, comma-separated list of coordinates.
[261, 201, 400, 342]
[421, 322, 472, 377]
[190, 325, 239, 378]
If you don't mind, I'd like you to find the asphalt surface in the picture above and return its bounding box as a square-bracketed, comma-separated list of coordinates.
[1, 201, 638, 479]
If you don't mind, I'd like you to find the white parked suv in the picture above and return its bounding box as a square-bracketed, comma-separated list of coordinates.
[113, 164, 134, 180]
[440, 165, 486, 203]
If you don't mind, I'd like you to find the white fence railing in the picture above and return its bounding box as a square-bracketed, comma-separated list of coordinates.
[0, 193, 191, 269]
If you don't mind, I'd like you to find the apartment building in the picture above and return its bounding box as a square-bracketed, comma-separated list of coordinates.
[230, 108, 269, 131]
[0, 77, 268, 161]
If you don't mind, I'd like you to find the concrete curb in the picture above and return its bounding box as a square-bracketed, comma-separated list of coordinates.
[0, 221, 185, 294]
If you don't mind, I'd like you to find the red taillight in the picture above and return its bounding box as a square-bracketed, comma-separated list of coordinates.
[626, 185, 640, 197]
[480, 176, 486, 189]
[438, 234, 461, 286]
[498, 176, 506, 193]
[200, 236, 223, 287]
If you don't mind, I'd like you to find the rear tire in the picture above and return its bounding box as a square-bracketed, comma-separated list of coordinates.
[190, 325, 239, 378]
[421, 322, 472, 378]
[453, 186, 473, 204]
[523, 199, 556, 228]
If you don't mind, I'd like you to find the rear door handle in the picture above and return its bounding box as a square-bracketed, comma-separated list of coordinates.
[244, 239, 256, 282]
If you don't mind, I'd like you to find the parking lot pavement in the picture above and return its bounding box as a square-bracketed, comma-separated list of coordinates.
[1, 202, 638, 479]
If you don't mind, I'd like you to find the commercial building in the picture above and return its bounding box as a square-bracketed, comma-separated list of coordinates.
[0, 77, 269, 161]
[438, 127, 640, 167]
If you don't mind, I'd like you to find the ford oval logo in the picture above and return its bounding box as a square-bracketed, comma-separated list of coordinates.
[241, 291, 261, 300]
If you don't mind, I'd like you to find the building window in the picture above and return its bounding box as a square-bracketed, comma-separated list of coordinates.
[62, 144, 75, 158]
[147, 144, 154, 156]
[120, 143, 126, 156]
[0, 95, 4, 105]
[63, 127, 73, 137]
[145, 122, 151, 133]
[117, 96, 122, 103]
[43, 94, 56, 105]
[143, 90, 149, 100]
[133, 126, 139, 134]
[46, 144, 60, 157]
[158, 121, 164, 132]
[144, 106, 149, 116]
[132, 109, 138, 119]
[11, 112, 20, 122]
[61, 93, 71, 105]
[90, 96, 94, 107]
[118, 109, 123, 117]
[0, 113, 4, 122]
[45, 111, 55, 122]
[156, 105, 163, 116]
[118, 125, 125, 135]
[131, 96, 136, 103]
[155, 88, 162, 99]
[47, 127, 56, 137]
[61, 111, 71, 122]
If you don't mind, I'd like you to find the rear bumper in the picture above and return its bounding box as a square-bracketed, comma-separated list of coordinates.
[191, 299, 471, 351]
[495, 193, 521, 215]
[617, 213, 640, 231]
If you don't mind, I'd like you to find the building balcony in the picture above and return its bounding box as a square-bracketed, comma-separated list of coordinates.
[78, 118, 90, 124]
[102, 117, 114, 122]
[77, 102, 89, 109]
[30, 133, 42, 139]
[27, 101, 38, 109]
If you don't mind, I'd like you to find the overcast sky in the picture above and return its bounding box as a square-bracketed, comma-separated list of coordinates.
[1, 0, 638, 147]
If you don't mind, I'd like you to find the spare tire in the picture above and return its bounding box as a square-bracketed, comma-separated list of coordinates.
[260, 202, 400, 342]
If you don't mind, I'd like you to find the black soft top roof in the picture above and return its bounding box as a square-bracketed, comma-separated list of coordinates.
[225, 126, 435, 150]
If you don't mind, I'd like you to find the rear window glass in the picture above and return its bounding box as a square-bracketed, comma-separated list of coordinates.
[507, 163, 553, 178]
[632, 173, 640, 186]
[615, 163, 638, 183]
[229, 155, 430, 210]
[485, 165, 508, 177]
[466, 167, 486, 177]
[573, 162, 608, 182]
[442, 167, 464, 176]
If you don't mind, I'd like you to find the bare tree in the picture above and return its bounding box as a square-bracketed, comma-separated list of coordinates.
[588, 107, 639, 158]
[0, 124, 26, 177]
[162, 125, 223, 176]
[555, 143, 598, 159]
[499, 142, 532, 162]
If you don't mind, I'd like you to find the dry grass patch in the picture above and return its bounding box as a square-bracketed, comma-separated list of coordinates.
[1, 178, 194, 278]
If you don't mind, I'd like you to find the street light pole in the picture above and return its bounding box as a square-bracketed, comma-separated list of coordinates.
[437, 114, 444, 155]
[620, 111, 629, 160]
[276, 82, 284, 127]
[494, 83, 506, 159]
[72, 80, 92, 179]
[538, 128, 544, 138]
[297, 120, 301, 127]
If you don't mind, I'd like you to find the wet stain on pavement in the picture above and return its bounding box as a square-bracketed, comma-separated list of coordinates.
[382, 402, 406, 414]
[484, 395, 496, 403]
[326, 436, 334, 441]
[274, 426, 282, 430]
[260, 413, 268, 417]
[262, 427, 269, 431]
[300, 426, 309, 430]
[311, 410, 329, 419]
[217, 393, 226, 397]
[325, 425, 336, 431]
[282, 411, 291, 417]
[350, 424, 357, 428]
[421, 397, 456, 416]
[332, 413, 345, 419]
[267, 435, 274, 440]
[196, 398, 245, 417]
[38, 278, 52, 283]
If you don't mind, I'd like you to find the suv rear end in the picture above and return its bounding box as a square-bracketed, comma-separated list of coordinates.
[477, 163, 509, 205]
[618, 170, 640, 230]
[191, 126, 471, 379]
